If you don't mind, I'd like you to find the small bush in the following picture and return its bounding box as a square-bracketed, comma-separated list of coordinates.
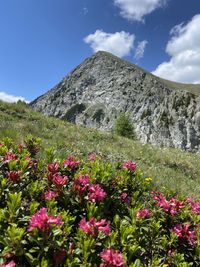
[0, 137, 200, 266]
[114, 112, 136, 139]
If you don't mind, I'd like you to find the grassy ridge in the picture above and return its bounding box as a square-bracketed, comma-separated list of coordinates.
[1, 100, 200, 197]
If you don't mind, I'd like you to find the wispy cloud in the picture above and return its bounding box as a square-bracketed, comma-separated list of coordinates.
[84, 30, 135, 58]
[134, 40, 148, 60]
[0, 91, 29, 103]
[153, 14, 200, 84]
[113, 0, 168, 22]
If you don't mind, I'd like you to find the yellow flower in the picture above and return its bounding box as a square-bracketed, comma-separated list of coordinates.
[145, 177, 152, 182]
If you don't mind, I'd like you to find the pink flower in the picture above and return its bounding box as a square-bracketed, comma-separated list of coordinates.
[122, 160, 136, 172]
[100, 248, 125, 267]
[1, 260, 16, 267]
[28, 208, 63, 233]
[52, 174, 68, 187]
[120, 192, 130, 203]
[89, 184, 107, 202]
[79, 217, 111, 236]
[73, 174, 90, 196]
[25, 156, 34, 168]
[53, 248, 66, 266]
[88, 153, 97, 161]
[64, 156, 80, 169]
[4, 152, 16, 161]
[0, 143, 4, 147]
[172, 223, 196, 245]
[6, 171, 21, 182]
[43, 190, 58, 200]
[191, 202, 200, 214]
[136, 208, 151, 218]
[152, 191, 185, 216]
[48, 162, 60, 173]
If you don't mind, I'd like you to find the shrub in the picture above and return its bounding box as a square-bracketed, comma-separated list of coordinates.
[0, 137, 199, 266]
[114, 112, 136, 139]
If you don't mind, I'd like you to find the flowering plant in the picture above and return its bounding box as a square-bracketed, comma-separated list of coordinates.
[0, 136, 199, 266]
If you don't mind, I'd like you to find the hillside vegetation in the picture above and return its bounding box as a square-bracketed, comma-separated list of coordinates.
[1, 100, 200, 198]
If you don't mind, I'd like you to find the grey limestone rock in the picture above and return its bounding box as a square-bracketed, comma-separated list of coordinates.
[30, 51, 200, 152]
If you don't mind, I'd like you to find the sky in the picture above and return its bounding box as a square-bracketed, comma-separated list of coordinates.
[0, 0, 200, 103]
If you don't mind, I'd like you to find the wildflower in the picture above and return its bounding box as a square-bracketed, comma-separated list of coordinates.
[25, 156, 34, 168]
[1, 260, 16, 267]
[136, 208, 151, 218]
[43, 190, 58, 200]
[64, 156, 80, 169]
[73, 174, 90, 196]
[191, 202, 200, 214]
[79, 217, 111, 236]
[28, 207, 62, 233]
[100, 248, 125, 267]
[89, 184, 107, 202]
[4, 152, 16, 161]
[120, 192, 130, 203]
[6, 170, 21, 182]
[172, 223, 196, 245]
[48, 162, 60, 173]
[122, 160, 136, 172]
[52, 174, 68, 187]
[152, 191, 185, 216]
[88, 153, 97, 161]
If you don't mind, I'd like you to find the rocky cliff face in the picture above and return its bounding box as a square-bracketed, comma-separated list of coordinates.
[31, 51, 200, 152]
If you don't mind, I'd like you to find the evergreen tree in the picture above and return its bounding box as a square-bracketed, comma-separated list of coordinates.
[114, 112, 136, 139]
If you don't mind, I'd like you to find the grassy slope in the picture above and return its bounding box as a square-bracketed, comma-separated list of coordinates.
[1, 100, 200, 198]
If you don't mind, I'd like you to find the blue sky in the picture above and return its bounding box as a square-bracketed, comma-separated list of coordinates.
[0, 0, 200, 102]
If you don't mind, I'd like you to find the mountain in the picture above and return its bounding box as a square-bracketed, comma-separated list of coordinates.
[30, 51, 200, 152]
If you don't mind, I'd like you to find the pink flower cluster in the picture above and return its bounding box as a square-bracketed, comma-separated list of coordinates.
[186, 197, 200, 214]
[6, 170, 21, 182]
[172, 223, 196, 245]
[1, 260, 16, 267]
[136, 208, 151, 218]
[52, 174, 68, 187]
[120, 192, 130, 203]
[4, 152, 16, 161]
[73, 174, 90, 196]
[100, 248, 125, 267]
[122, 160, 136, 172]
[73, 175, 107, 202]
[88, 153, 97, 161]
[79, 217, 111, 236]
[152, 191, 185, 216]
[28, 208, 62, 233]
[48, 162, 60, 173]
[64, 156, 80, 169]
[47, 162, 68, 188]
[89, 184, 107, 202]
[43, 190, 58, 200]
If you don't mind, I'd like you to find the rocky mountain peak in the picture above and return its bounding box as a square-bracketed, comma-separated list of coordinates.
[31, 51, 200, 152]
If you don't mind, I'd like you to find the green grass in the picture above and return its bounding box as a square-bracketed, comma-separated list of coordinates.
[1, 100, 200, 198]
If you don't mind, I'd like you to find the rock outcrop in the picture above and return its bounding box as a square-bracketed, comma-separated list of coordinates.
[30, 51, 200, 152]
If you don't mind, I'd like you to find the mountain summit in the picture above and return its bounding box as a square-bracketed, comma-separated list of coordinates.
[31, 51, 200, 151]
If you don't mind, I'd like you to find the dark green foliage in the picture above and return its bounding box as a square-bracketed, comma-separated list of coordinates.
[114, 112, 136, 139]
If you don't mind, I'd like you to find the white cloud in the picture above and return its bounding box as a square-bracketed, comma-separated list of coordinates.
[113, 0, 167, 22]
[84, 30, 135, 58]
[153, 14, 200, 84]
[0, 91, 28, 103]
[134, 40, 148, 60]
